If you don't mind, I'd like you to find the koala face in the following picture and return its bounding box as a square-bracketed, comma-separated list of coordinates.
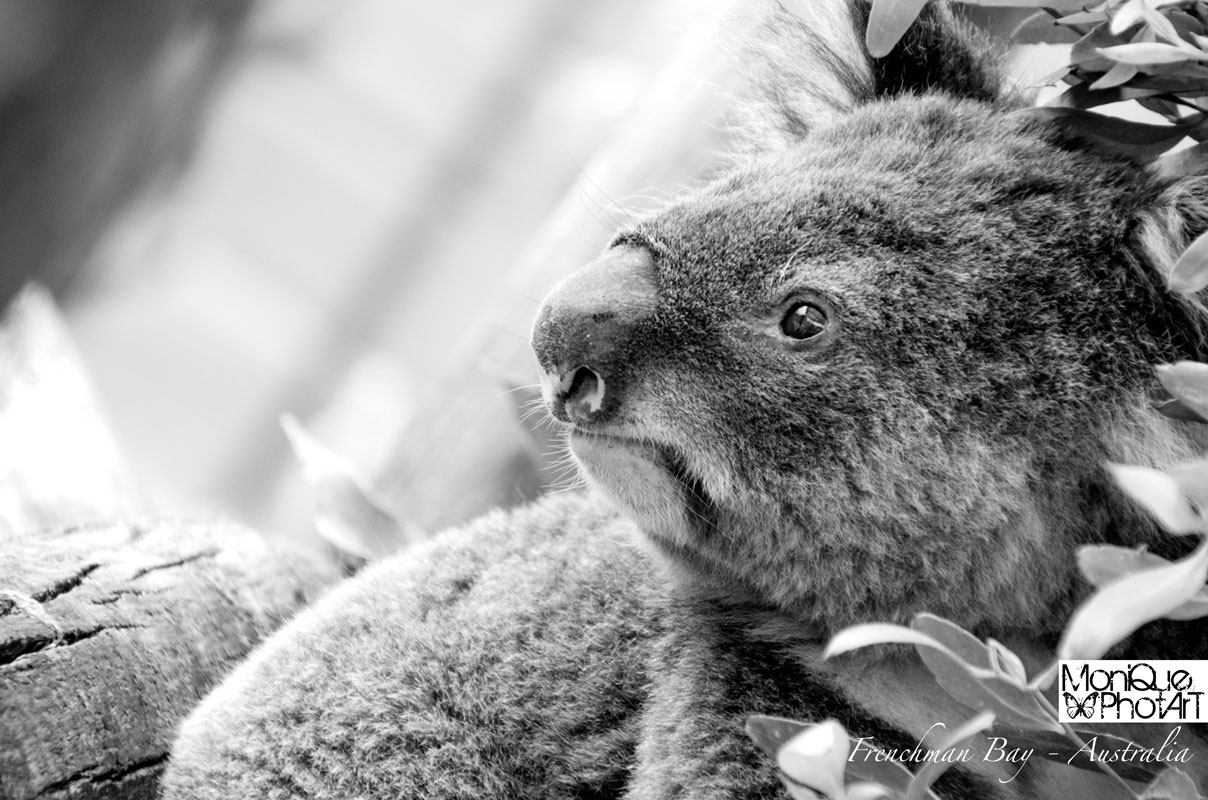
[532, 93, 1202, 637]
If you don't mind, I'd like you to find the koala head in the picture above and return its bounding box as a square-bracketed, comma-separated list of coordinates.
[531, 1, 1208, 639]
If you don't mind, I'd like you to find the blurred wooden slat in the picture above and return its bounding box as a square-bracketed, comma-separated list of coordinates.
[374, 1, 749, 533]
[63, 0, 755, 546]
[0, 0, 251, 306]
[213, 0, 625, 521]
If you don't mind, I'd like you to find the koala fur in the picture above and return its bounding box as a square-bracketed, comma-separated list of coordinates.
[164, 2, 1208, 798]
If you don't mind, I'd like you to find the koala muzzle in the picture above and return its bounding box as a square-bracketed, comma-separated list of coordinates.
[531, 245, 658, 425]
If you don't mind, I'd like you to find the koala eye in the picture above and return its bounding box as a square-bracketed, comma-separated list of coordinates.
[780, 302, 828, 340]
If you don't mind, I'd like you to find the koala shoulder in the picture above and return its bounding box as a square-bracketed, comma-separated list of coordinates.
[162, 493, 667, 799]
[162, 491, 1024, 800]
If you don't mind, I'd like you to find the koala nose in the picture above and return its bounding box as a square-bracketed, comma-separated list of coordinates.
[530, 245, 658, 425]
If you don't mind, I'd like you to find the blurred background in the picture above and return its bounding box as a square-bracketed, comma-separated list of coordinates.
[4, 1, 1044, 552]
[5, 0, 747, 550]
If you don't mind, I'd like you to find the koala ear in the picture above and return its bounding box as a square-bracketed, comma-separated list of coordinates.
[740, 0, 1008, 148]
[864, 2, 1005, 104]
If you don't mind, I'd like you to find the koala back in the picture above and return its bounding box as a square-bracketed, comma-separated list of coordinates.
[163, 495, 664, 798]
[164, 493, 1041, 798]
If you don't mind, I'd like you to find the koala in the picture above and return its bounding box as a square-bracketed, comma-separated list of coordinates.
[163, 2, 1208, 798]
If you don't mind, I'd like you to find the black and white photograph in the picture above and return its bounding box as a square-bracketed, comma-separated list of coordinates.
[6, 1, 1208, 798]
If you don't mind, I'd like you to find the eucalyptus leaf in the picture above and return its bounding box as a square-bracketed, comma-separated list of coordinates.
[1164, 588, 1208, 620]
[1097, 42, 1201, 65]
[1058, 538, 1208, 659]
[1166, 10, 1204, 41]
[746, 715, 810, 760]
[1038, 64, 1075, 86]
[1091, 60, 1140, 89]
[865, 0, 929, 58]
[1157, 362, 1208, 422]
[1147, 58, 1208, 78]
[1153, 397, 1208, 424]
[906, 712, 995, 800]
[1078, 544, 1171, 587]
[824, 622, 942, 658]
[1129, 67, 1208, 93]
[281, 414, 420, 563]
[1057, 9, 1110, 27]
[907, 615, 1059, 731]
[846, 783, 893, 800]
[1049, 82, 1175, 110]
[1109, 0, 1144, 36]
[911, 614, 992, 668]
[1072, 24, 1124, 72]
[1137, 95, 1185, 122]
[844, 748, 924, 797]
[1029, 661, 1058, 692]
[1013, 107, 1199, 162]
[958, 0, 1099, 8]
[986, 639, 1027, 685]
[1153, 140, 1208, 180]
[1139, 0, 1191, 47]
[1105, 462, 1202, 535]
[1167, 458, 1208, 511]
[912, 638, 1061, 731]
[1011, 10, 1083, 44]
[1168, 228, 1208, 293]
[827, 619, 1059, 731]
[778, 720, 849, 800]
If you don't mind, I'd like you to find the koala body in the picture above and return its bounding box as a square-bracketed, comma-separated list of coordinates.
[165, 2, 1208, 798]
[163, 492, 1032, 798]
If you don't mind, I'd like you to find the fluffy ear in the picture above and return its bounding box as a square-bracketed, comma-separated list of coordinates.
[739, 0, 1009, 148]
[865, 2, 1006, 104]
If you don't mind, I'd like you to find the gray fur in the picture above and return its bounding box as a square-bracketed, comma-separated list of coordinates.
[163, 2, 1208, 797]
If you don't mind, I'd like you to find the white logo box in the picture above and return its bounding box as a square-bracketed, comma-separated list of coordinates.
[1058, 660, 1208, 723]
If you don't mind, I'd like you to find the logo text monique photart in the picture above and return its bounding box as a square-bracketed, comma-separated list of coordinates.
[1060, 660, 1207, 723]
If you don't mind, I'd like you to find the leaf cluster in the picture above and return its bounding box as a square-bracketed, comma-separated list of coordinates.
[746, 5, 1208, 798]
[747, 608, 1186, 798]
[871, 0, 1208, 166]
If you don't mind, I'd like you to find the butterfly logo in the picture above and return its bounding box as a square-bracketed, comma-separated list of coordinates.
[1064, 692, 1099, 720]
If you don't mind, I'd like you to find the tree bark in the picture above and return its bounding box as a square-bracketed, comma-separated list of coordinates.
[0, 279, 343, 798]
[0, 518, 341, 800]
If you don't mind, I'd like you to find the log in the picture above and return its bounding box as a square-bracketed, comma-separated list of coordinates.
[0, 287, 344, 798]
[0, 518, 341, 800]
